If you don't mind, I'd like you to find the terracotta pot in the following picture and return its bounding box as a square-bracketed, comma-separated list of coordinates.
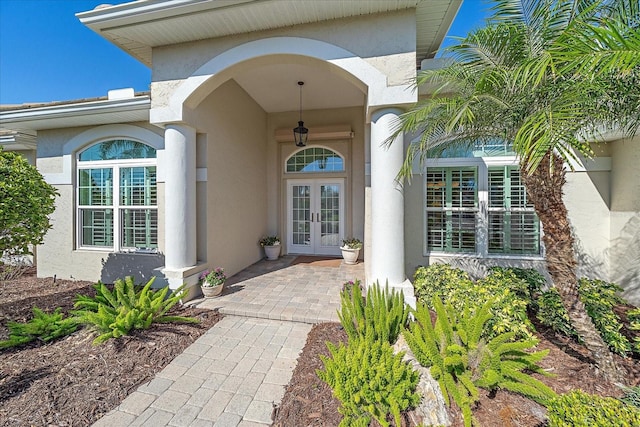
[340, 247, 360, 265]
[264, 245, 281, 261]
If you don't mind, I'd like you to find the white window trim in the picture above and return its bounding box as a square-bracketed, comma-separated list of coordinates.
[76, 149, 157, 253]
[423, 156, 544, 260]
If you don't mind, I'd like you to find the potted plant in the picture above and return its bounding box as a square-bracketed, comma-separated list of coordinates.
[340, 238, 362, 265]
[259, 236, 281, 260]
[199, 267, 226, 298]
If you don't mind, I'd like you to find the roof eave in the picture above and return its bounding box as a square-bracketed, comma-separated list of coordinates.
[0, 96, 151, 132]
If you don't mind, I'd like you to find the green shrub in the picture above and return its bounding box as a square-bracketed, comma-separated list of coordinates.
[534, 278, 633, 356]
[317, 338, 420, 427]
[536, 288, 579, 339]
[404, 297, 556, 427]
[338, 281, 409, 345]
[578, 278, 631, 355]
[413, 263, 473, 306]
[0, 148, 58, 258]
[547, 390, 640, 427]
[413, 264, 534, 339]
[0, 307, 78, 349]
[489, 266, 546, 300]
[620, 385, 640, 410]
[628, 308, 640, 353]
[73, 276, 198, 344]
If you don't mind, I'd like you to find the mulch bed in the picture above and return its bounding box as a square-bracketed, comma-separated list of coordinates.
[0, 268, 221, 427]
[2, 267, 639, 426]
[274, 317, 640, 427]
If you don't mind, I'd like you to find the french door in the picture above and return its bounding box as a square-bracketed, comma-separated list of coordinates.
[287, 179, 344, 256]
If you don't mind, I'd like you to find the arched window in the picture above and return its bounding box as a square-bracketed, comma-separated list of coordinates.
[77, 140, 157, 252]
[286, 147, 344, 173]
[78, 139, 156, 161]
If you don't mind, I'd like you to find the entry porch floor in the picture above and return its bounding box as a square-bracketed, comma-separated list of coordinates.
[193, 255, 365, 323]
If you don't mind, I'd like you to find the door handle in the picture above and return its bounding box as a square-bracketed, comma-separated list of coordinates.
[310, 212, 314, 222]
[316, 213, 320, 223]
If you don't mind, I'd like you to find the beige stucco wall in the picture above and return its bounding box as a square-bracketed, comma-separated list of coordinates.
[266, 106, 366, 255]
[608, 136, 640, 303]
[35, 124, 166, 284]
[150, 10, 416, 110]
[190, 79, 268, 277]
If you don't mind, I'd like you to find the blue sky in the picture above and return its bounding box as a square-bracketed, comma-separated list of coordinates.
[0, 0, 491, 105]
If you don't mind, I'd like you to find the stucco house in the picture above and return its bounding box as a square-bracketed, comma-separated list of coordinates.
[1, 0, 638, 304]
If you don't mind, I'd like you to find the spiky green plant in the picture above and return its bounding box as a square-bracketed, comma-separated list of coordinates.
[73, 276, 198, 344]
[338, 281, 409, 345]
[0, 307, 78, 349]
[404, 297, 556, 427]
[317, 338, 420, 427]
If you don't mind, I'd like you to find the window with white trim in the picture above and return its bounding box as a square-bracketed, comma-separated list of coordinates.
[425, 158, 541, 257]
[426, 167, 478, 253]
[77, 140, 157, 251]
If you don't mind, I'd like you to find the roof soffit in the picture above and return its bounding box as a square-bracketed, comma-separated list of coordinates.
[78, 0, 461, 67]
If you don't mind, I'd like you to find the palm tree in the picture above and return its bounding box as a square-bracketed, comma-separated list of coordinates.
[394, 0, 640, 382]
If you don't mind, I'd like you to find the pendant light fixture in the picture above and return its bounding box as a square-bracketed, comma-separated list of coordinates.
[293, 81, 308, 147]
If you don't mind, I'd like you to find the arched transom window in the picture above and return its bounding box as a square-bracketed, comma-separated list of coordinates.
[77, 140, 157, 252]
[286, 147, 344, 173]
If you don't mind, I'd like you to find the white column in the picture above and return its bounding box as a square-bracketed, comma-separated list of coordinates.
[164, 124, 197, 270]
[370, 108, 405, 287]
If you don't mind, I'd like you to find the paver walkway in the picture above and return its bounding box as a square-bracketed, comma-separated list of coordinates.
[93, 256, 364, 426]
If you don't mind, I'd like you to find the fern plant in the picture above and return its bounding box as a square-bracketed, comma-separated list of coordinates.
[73, 276, 199, 344]
[404, 297, 556, 427]
[0, 307, 78, 349]
[338, 281, 409, 345]
[317, 338, 420, 427]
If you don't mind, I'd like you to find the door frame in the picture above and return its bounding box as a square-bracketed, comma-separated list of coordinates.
[286, 178, 345, 256]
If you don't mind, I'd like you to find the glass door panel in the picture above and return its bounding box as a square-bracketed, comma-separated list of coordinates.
[320, 184, 341, 248]
[287, 179, 344, 256]
[292, 185, 311, 247]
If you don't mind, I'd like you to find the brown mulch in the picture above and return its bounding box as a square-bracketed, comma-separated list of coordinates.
[0, 268, 221, 427]
[274, 317, 640, 427]
[2, 267, 639, 427]
[273, 322, 347, 427]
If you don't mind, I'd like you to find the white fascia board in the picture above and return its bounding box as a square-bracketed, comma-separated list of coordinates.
[0, 97, 151, 126]
[77, 0, 254, 27]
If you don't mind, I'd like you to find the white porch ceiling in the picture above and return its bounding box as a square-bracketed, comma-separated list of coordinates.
[233, 63, 365, 113]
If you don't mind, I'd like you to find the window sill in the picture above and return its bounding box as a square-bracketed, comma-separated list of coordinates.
[424, 252, 544, 261]
[75, 247, 159, 255]
[119, 248, 159, 255]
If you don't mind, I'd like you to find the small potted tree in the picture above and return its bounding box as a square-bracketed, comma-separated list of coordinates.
[199, 267, 226, 298]
[259, 236, 281, 261]
[340, 238, 362, 265]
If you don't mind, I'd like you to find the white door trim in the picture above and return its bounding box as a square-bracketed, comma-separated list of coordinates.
[286, 178, 345, 256]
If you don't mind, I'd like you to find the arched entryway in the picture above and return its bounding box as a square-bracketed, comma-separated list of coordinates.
[150, 36, 415, 295]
